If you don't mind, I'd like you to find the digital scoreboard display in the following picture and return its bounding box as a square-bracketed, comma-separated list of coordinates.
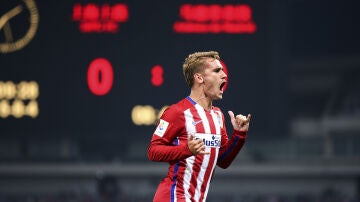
[0, 0, 270, 159]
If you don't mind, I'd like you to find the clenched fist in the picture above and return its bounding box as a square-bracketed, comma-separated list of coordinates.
[188, 135, 210, 155]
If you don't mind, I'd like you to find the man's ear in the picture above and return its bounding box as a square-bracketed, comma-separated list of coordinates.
[194, 73, 204, 84]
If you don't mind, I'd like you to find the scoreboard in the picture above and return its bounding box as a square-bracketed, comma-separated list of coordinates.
[0, 0, 270, 157]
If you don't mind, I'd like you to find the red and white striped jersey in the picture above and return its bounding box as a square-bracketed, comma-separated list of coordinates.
[148, 97, 247, 202]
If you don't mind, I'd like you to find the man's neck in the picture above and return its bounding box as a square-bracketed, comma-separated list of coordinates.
[189, 92, 212, 110]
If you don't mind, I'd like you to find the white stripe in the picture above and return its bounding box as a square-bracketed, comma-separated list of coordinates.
[193, 104, 212, 201]
[184, 156, 195, 200]
[194, 147, 211, 202]
[211, 110, 221, 135]
[203, 146, 218, 201]
[195, 104, 211, 133]
[184, 109, 196, 200]
[215, 110, 223, 129]
[173, 186, 177, 202]
[185, 196, 192, 202]
[202, 110, 222, 200]
[172, 138, 179, 202]
[184, 109, 196, 136]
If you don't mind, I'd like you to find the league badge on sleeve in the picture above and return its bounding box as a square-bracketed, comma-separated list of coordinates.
[154, 119, 169, 137]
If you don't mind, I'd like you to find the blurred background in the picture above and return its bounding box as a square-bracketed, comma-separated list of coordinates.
[1, 0, 360, 201]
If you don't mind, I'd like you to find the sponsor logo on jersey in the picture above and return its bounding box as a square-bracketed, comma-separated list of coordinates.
[194, 133, 221, 148]
[154, 119, 169, 137]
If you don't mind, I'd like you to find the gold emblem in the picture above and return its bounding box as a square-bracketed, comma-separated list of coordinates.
[0, 0, 39, 53]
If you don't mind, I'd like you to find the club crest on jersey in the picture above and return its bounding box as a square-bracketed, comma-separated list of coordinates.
[154, 119, 169, 137]
[194, 133, 221, 148]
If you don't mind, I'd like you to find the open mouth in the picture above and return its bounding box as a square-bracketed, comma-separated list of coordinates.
[220, 81, 226, 91]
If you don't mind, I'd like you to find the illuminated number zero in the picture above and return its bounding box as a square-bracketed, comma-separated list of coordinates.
[87, 58, 114, 96]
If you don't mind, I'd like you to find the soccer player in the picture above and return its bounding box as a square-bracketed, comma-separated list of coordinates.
[147, 51, 251, 202]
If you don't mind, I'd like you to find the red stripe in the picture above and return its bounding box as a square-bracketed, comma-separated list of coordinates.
[187, 107, 204, 200]
[173, 111, 190, 201]
[205, 110, 217, 134]
[198, 111, 217, 201]
[175, 142, 187, 201]
[199, 147, 216, 201]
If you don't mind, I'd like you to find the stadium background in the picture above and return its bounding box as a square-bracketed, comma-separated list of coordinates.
[1, 0, 360, 201]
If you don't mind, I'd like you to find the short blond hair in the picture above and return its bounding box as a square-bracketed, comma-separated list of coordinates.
[182, 51, 220, 87]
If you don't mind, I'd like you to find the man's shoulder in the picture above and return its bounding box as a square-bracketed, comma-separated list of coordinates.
[160, 98, 191, 122]
[168, 97, 192, 112]
[164, 97, 194, 114]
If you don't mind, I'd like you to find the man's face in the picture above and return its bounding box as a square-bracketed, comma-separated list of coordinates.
[201, 58, 227, 100]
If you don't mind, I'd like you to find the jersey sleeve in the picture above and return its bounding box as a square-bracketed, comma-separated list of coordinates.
[147, 105, 193, 162]
[216, 110, 247, 169]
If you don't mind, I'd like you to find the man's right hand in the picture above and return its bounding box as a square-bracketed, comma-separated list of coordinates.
[188, 135, 210, 155]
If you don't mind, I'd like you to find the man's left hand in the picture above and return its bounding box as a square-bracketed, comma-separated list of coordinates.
[228, 111, 251, 132]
